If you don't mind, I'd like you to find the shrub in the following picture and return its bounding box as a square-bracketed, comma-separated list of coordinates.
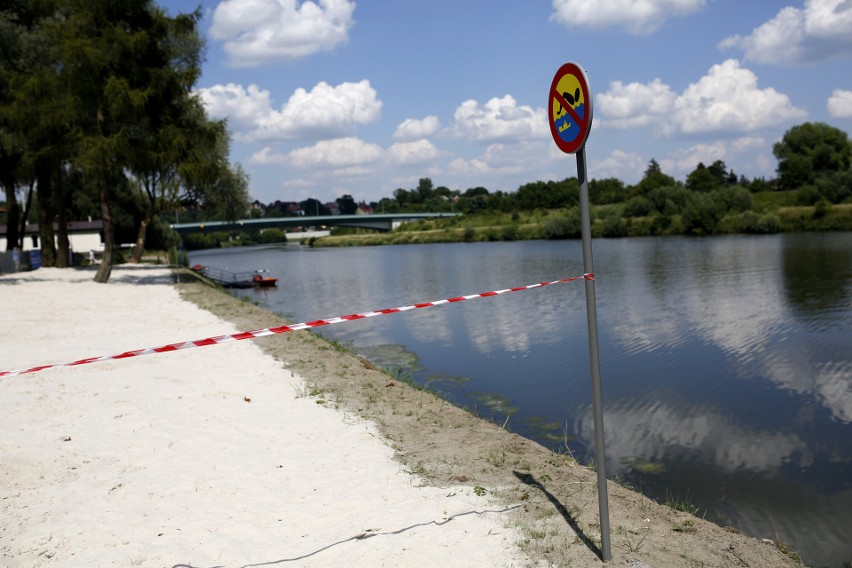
[502, 224, 518, 241]
[542, 209, 581, 239]
[257, 228, 288, 244]
[601, 215, 627, 237]
[813, 199, 831, 219]
[649, 185, 691, 215]
[649, 213, 672, 235]
[683, 193, 724, 234]
[796, 185, 821, 205]
[713, 185, 753, 213]
[623, 196, 654, 217]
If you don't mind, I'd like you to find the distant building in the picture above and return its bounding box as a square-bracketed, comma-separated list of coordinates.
[0, 220, 105, 252]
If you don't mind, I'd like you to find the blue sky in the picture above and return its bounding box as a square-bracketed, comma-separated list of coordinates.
[159, 0, 852, 205]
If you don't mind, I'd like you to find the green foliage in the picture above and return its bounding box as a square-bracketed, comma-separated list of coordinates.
[649, 184, 691, 215]
[601, 214, 628, 237]
[813, 199, 831, 219]
[257, 228, 287, 244]
[623, 196, 654, 218]
[686, 163, 721, 193]
[739, 211, 782, 234]
[796, 185, 821, 205]
[542, 208, 580, 239]
[813, 168, 852, 204]
[683, 193, 724, 234]
[714, 185, 753, 213]
[515, 178, 579, 210]
[632, 159, 677, 197]
[774, 122, 852, 190]
[589, 177, 626, 204]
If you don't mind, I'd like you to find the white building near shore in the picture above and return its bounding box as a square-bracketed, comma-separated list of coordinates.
[0, 220, 104, 253]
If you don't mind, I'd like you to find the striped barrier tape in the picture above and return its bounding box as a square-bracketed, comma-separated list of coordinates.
[0, 274, 593, 378]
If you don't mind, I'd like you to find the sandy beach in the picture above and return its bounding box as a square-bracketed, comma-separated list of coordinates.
[1, 265, 806, 568]
[0, 266, 522, 567]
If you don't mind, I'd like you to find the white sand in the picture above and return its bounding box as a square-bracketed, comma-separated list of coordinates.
[0, 266, 523, 567]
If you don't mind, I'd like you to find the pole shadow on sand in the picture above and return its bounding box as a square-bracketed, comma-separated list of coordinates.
[513, 470, 602, 560]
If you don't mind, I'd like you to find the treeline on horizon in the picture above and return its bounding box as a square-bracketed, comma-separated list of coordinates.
[235, 121, 851, 247]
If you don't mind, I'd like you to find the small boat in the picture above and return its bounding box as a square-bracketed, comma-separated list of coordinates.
[252, 269, 278, 288]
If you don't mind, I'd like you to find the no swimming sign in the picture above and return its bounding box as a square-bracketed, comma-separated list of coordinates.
[548, 62, 593, 154]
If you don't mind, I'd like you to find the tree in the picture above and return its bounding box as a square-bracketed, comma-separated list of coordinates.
[515, 178, 578, 210]
[416, 177, 434, 202]
[336, 194, 357, 215]
[633, 159, 676, 197]
[0, 0, 69, 261]
[125, 8, 205, 263]
[300, 198, 329, 216]
[589, 177, 625, 204]
[686, 163, 721, 193]
[773, 122, 852, 190]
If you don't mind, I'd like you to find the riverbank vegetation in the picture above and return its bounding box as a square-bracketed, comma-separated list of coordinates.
[308, 121, 851, 246]
[315, 191, 851, 247]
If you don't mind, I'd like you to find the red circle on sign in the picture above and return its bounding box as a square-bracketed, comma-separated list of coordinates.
[548, 62, 593, 154]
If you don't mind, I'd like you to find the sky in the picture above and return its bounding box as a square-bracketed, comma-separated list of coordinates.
[158, 0, 852, 206]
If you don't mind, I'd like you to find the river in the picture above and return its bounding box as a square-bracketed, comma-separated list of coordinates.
[190, 233, 852, 568]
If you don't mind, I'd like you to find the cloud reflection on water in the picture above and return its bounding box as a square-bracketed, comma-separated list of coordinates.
[573, 397, 808, 475]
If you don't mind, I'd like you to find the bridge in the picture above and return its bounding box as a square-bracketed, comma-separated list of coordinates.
[170, 212, 459, 235]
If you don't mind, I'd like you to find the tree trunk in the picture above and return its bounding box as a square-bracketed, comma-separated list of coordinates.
[94, 174, 114, 283]
[19, 182, 34, 250]
[130, 217, 149, 264]
[55, 163, 70, 268]
[36, 165, 57, 267]
[3, 182, 19, 252]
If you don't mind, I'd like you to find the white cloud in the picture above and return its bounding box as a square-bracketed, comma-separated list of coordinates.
[597, 61, 805, 136]
[550, 0, 705, 35]
[719, 0, 852, 65]
[670, 60, 807, 134]
[386, 139, 441, 166]
[249, 146, 289, 164]
[447, 141, 550, 182]
[209, 0, 356, 66]
[393, 116, 441, 141]
[660, 137, 766, 176]
[447, 157, 491, 178]
[195, 83, 273, 130]
[450, 95, 548, 142]
[592, 150, 646, 183]
[198, 80, 382, 142]
[288, 137, 383, 169]
[828, 89, 852, 118]
[596, 78, 676, 129]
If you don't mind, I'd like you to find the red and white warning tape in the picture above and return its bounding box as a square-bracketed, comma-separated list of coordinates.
[0, 274, 593, 378]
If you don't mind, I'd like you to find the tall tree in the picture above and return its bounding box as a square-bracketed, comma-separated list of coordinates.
[633, 159, 676, 197]
[773, 122, 852, 190]
[124, 8, 206, 263]
[336, 194, 357, 215]
[45, 0, 205, 282]
[0, 0, 59, 254]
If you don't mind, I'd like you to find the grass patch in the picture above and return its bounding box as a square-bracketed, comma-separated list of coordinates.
[664, 490, 704, 517]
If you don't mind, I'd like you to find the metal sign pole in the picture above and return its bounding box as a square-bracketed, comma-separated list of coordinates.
[576, 146, 612, 562]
